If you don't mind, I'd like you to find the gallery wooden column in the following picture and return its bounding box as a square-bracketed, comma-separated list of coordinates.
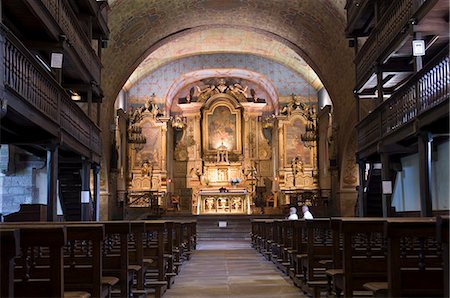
[357, 159, 366, 216]
[93, 164, 100, 221]
[418, 131, 432, 216]
[46, 144, 58, 221]
[81, 158, 91, 221]
[380, 152, 392, 217]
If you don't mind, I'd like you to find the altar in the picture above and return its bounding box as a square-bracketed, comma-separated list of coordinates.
[197, 188, 250, 215]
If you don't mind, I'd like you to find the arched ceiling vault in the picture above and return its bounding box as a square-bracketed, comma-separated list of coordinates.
[102, 0, 356, 172]
[124, 26, 323, 91]
[103, 0, 353, 117]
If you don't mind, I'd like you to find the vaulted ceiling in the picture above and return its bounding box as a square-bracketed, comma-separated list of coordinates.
[101, 0, 357, 169]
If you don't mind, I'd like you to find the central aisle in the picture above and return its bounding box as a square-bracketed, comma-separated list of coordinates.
[164, 241, 304, 298]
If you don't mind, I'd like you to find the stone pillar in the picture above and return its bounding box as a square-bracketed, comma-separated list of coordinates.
[46, 145, 58, 221]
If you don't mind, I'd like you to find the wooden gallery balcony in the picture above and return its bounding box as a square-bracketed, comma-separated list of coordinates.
[2, 0, 109, 101]
[356, 48, 449, 159]
[0, 24, 101, 163]
[349, 0, 439, 90]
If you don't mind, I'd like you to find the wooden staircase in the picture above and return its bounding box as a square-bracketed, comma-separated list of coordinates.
[59, 162, 82, 221]
[364, 164, 383, 217]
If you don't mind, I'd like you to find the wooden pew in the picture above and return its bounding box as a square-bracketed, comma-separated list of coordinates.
[143, 220, 168, 298]
[384, 218, 443, 297]
[279, 220, 294, 274]
[263, 220, 275, 261]
[437, 215, 449, 298]
[101, 221, 132, 297]
[362, 218, 444, 297]
[327, 218, 387, 297]
[250, 219, 268, 253]
[291, 219, 308, 288]
[0, 225, 67, 297]
[3, 222, 113, 298]
[300, 218, 333, 297]
[0, 229, 20, 297]
[129, 221, 147, 296]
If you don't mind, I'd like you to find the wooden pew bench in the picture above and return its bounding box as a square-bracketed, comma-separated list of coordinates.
[299, 218, 333, 297]
[437, 215, 449, 298]
[0, 225, 68, 297]
[326, 218, 387, 298]
[0, 228, 20, 297]
[364, 218, 444, 297]
[291, 219, 308, 288]
[3, 222, 116, 298]
[142, 220, 168, 298]
[101, 221, 133, 298]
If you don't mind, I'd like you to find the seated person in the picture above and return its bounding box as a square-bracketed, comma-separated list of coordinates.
[288, 207, 299, 220]
[302, 205, 314, 219]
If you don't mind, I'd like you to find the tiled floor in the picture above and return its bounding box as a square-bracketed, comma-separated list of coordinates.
[163, 241, 305, 298]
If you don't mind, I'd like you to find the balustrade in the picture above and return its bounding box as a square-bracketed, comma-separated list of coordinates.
[355, 0, 430, 87]
[358, 50, 449, 151]
[39, 0, 102, 83]
[1, 24, 101, 156]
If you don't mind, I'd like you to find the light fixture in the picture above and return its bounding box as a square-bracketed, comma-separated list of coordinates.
[70, 90, 81, 101]
[301, 120, 317, 148]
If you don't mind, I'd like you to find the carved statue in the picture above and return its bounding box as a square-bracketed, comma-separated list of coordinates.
[196, 85, 217, 102]
[228, 83, 248, 101]
[141, 160, 152, 177]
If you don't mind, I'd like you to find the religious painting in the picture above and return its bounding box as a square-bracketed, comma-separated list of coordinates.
[136, 123, 160, 169]
[285, 118, 311, 166]
[207, 105, 237, 150]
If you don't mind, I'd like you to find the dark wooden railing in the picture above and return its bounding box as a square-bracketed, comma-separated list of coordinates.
[357, 49, 449, 151]
[39, 0, 102, 83]
[355, 0, 429, 88]
[1, 24, 101, 156]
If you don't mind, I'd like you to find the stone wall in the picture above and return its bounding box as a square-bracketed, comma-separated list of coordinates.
[0, 145, 47, 216]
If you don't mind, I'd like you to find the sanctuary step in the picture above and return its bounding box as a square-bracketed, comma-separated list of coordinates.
[195, 215, 279, 241]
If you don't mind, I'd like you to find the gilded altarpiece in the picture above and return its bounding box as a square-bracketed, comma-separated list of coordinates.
[172, 79, 273, 214]
[127, 101, 168, 206]
[277, 97, 319, 204]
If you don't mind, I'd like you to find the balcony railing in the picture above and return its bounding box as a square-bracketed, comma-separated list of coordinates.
[357, 49, 449, 151]
[355, 0, 429, 88]
[1, 24, 101, 156]
[40, 0, 102, 83]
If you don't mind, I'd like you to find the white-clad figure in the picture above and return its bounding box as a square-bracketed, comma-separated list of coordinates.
[288, 207, 299, 220]
[302, 205, 314, 219]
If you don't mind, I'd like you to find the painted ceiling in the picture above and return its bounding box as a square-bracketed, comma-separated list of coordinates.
[127, 54, 318, 110]
[124, 27, 323, 91]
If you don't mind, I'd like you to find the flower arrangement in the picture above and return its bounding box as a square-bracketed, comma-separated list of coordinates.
[229, 178, 241, 185]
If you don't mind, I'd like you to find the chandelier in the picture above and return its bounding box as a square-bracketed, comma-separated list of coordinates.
[128, 124, 146, 144]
